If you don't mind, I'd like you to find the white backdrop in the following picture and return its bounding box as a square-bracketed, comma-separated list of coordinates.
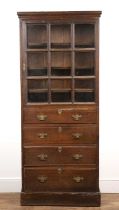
[0, 0, 119, 192]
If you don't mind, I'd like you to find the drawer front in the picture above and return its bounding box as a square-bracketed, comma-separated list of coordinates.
[24, 167, 98, 192]
[23, 124, 97, 145]
[23, 108, 97, 124]
[24, 146, 97, 166]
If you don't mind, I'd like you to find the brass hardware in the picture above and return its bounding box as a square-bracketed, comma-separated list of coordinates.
[58, 146, 63, 153]
[23, 63, 26, 72]
[73, 176, 84, 183]
[72, 133, 82, 139]
[72, 154, 83, 160]
[57, 167, 63, 174]
[37, 114, 47, 121]
[58, 109, 62, 115]
[72, 114, 82, 121]
[37, 133, 48, 139]
[37, 176, 47, 183]
[58, 126, 62, 133]
[37, 154, 48, 161]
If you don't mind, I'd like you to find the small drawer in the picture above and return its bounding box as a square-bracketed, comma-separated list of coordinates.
[23, 107, 97, 124]
[23, 124, 97, 146]
[24, 166, 98, 192]
[24, 146, 97, 166]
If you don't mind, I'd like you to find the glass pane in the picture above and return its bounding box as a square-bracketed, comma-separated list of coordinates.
[51, 67, 71, 76]
[74, 78, 95, 102]
[51, 52, 71, 71]
[28, 79, 48, 103]
[75, 68, 94, 76]
[75, 91, 95, 102]
[75, 24, 94, 48]
[51, 79, 71, 89]
[51, 79, 71, 102]
[27, 52, 48, 76]
[28, 79, 48, 90]
[28, 92, 48, 102]
[27, 24, 47, 49]
[51, 92, 71, 102]
[51, 24, 71, 48]
[75, 79, 94, 89]
[75, 52, 94, 76]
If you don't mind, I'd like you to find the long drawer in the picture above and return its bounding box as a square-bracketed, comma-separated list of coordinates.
[23, 108, 97, 124]
[23, 124, 97, 145]
[24, 146, 97, 166]
[24, 167, 98, 192]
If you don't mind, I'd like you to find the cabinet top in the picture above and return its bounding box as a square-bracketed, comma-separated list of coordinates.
[17, 11, 102, 20]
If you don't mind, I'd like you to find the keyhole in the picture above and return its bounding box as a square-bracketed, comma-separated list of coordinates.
[58, 146, 63, 153]
[58, 126, 62, 133]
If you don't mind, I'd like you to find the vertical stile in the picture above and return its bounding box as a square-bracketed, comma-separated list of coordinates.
[95, 21, 99, 104]
[24, 22, 28, 104]
[48, 24, 51, 103]
[71, 23, 75, 103]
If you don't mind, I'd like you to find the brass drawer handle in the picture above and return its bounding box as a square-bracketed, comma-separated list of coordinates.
[73, 176, 84, 183]
[37, 176, 47, 183]
[72, 154, 83, 160]
[37, 154, 48, 161]
[72, 114, 82, 121]
[37, 133, 48, 139]
[72, 133, 82, 139]
[37, 114, 47, 121]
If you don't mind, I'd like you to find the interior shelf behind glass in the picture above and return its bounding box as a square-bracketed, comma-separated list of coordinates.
[28, 92, 48, 102]
[75, 91, 95, 102]
[75, 68, 94, 76]
[51, 24, 71, 48]
[27, 52, 47, 76]
[28, 68, 47, 76]
[75, 52, 94, 76]
[27, 24, 47, 49]
[51, 91, 71, 102]
[75, 24, 94, 48]
[26, 23, 96, 104]
[51, 67, 71, 76]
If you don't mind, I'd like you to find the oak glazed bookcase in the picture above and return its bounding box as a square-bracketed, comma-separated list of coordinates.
[17, 11, 102, 206]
